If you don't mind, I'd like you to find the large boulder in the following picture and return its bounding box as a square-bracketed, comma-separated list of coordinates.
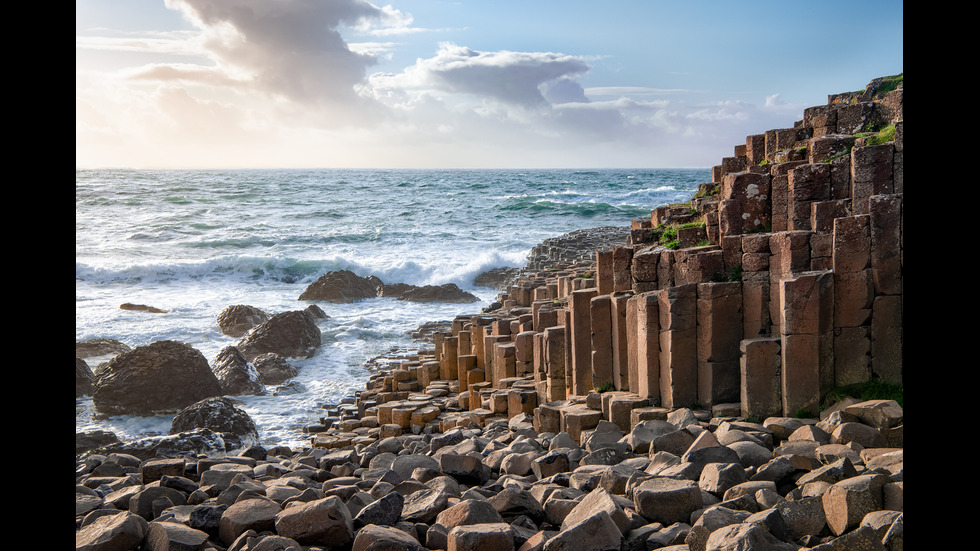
[88, 428, 231, 461]
[474, 267, 521, 290]
[298, 270, 382, 303]
[274, 496, 354, 547]
[236, 310, 322, 360]
[75, 429, 121, 456]
[216, 305, 270, 338]
[211, 346, 266, 396]
[76, 357, 95, 397]
[397, 283, 480, 303]
[76, 338, 132, 359]
[92, 340, 221, 416]
[251, 353, 299, 385]
[170, 396, 260, 451]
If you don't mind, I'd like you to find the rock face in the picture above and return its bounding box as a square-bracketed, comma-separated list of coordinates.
[236, 310, 322, 360]
[211, 346, 266, 396]
[92, 340, 222, 416]
[298, 270, 382, 303]
[119, 302, 167, 313]
[299, 270, 480, 304]
[474, 267, 522, 290]
[397, 283, 479, 303]
[169, 396, 259, 450]
[251, 353, 299, 385]
[76, 358, 95, 397]
[76, 338, 132, 359]
[216, 304, 270, 338]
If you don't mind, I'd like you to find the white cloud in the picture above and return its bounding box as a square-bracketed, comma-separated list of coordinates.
[369, 43, 590, 108]
[76, 1, 807, 169]
[765, 93, 784, 106]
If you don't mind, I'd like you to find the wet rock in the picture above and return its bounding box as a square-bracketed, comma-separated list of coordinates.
[76, 357, 95, 397]
[170, 396, 260, 451]
[251, 352, 300, 385]
[76, 338, 132, 359]
[217, 304, 271, 338]
[298, 270, 382, 303]
[237, 310, 322, 360]
[397, 283, 480, 303]
[92, 340, 221, 416]
[120, 302, 166, 313]
[475, 267, 522, 290]
[212, 346, 266, 396]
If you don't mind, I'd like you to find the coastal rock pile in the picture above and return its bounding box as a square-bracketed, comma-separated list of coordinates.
[524, 226, 631, 272]
[92, 340, 223, 417]
[237, 310, 323, 361]
[299, 270, 480, 304]
[76, 387, 903, 550]
[76, 75, 904, 550]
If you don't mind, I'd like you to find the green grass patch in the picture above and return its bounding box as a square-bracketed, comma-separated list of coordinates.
[865, 123, 896, 146]
[874, 73, 903, 97]
[823, 379, 904, 409]
[793, 408, 814, 419]
[596, 382, 615, 393]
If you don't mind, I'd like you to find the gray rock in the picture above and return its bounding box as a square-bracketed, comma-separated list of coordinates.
[435, 498, 505, 530]
[489, 486, 546, 525]
[237, 310, 322, 360]
[273, 496, 353, 547]
[447, 522, 515, 551]
[212, 346, 266, 396]
[354, 491, 404, 528]
[144, 520, 211, 551]
[169, 396, 260, 451]
[251, 353, 299, 385]
[218, 497, 282, 546]
[352, 524, 426, 551]
[75, 511, 147, 551]
[298, 270, 381, 303]
[217, 304, 270, 338]
[703, 522, 799, 551]
[632, 478, 702, 525]
[92, 340, 221, 416]
[542, 509, 623, 551]
[401, 488, 450, 524]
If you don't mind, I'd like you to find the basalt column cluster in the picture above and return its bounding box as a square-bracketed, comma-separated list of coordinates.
[324, 75, 902, 448]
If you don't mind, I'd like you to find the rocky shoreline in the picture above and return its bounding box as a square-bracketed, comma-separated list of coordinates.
[76, 382, 903, 551]
[75, 224, 903, 551]
[76, 75, 903, 550]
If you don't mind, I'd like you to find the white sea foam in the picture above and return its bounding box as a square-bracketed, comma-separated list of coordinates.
[76, 167, 710, 448]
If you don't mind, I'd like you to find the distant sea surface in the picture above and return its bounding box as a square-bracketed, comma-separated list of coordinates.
[75, 167, 710, 449]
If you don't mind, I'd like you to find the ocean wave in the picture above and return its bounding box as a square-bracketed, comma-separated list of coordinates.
[499, 199, 648, 219]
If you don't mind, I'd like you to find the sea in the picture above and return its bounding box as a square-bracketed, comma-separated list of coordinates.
[75, 167, 710, 450]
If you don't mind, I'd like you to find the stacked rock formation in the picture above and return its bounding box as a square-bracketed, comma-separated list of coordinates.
[76, 75, 903, 550]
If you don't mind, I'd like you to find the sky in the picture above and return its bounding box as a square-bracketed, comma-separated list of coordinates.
[76, 1, 903, 170]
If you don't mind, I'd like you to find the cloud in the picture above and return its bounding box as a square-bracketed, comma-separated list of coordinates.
[162, 0, 394, 109]
[76, 1, 808, 169]
[370, 42, 591, 108]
